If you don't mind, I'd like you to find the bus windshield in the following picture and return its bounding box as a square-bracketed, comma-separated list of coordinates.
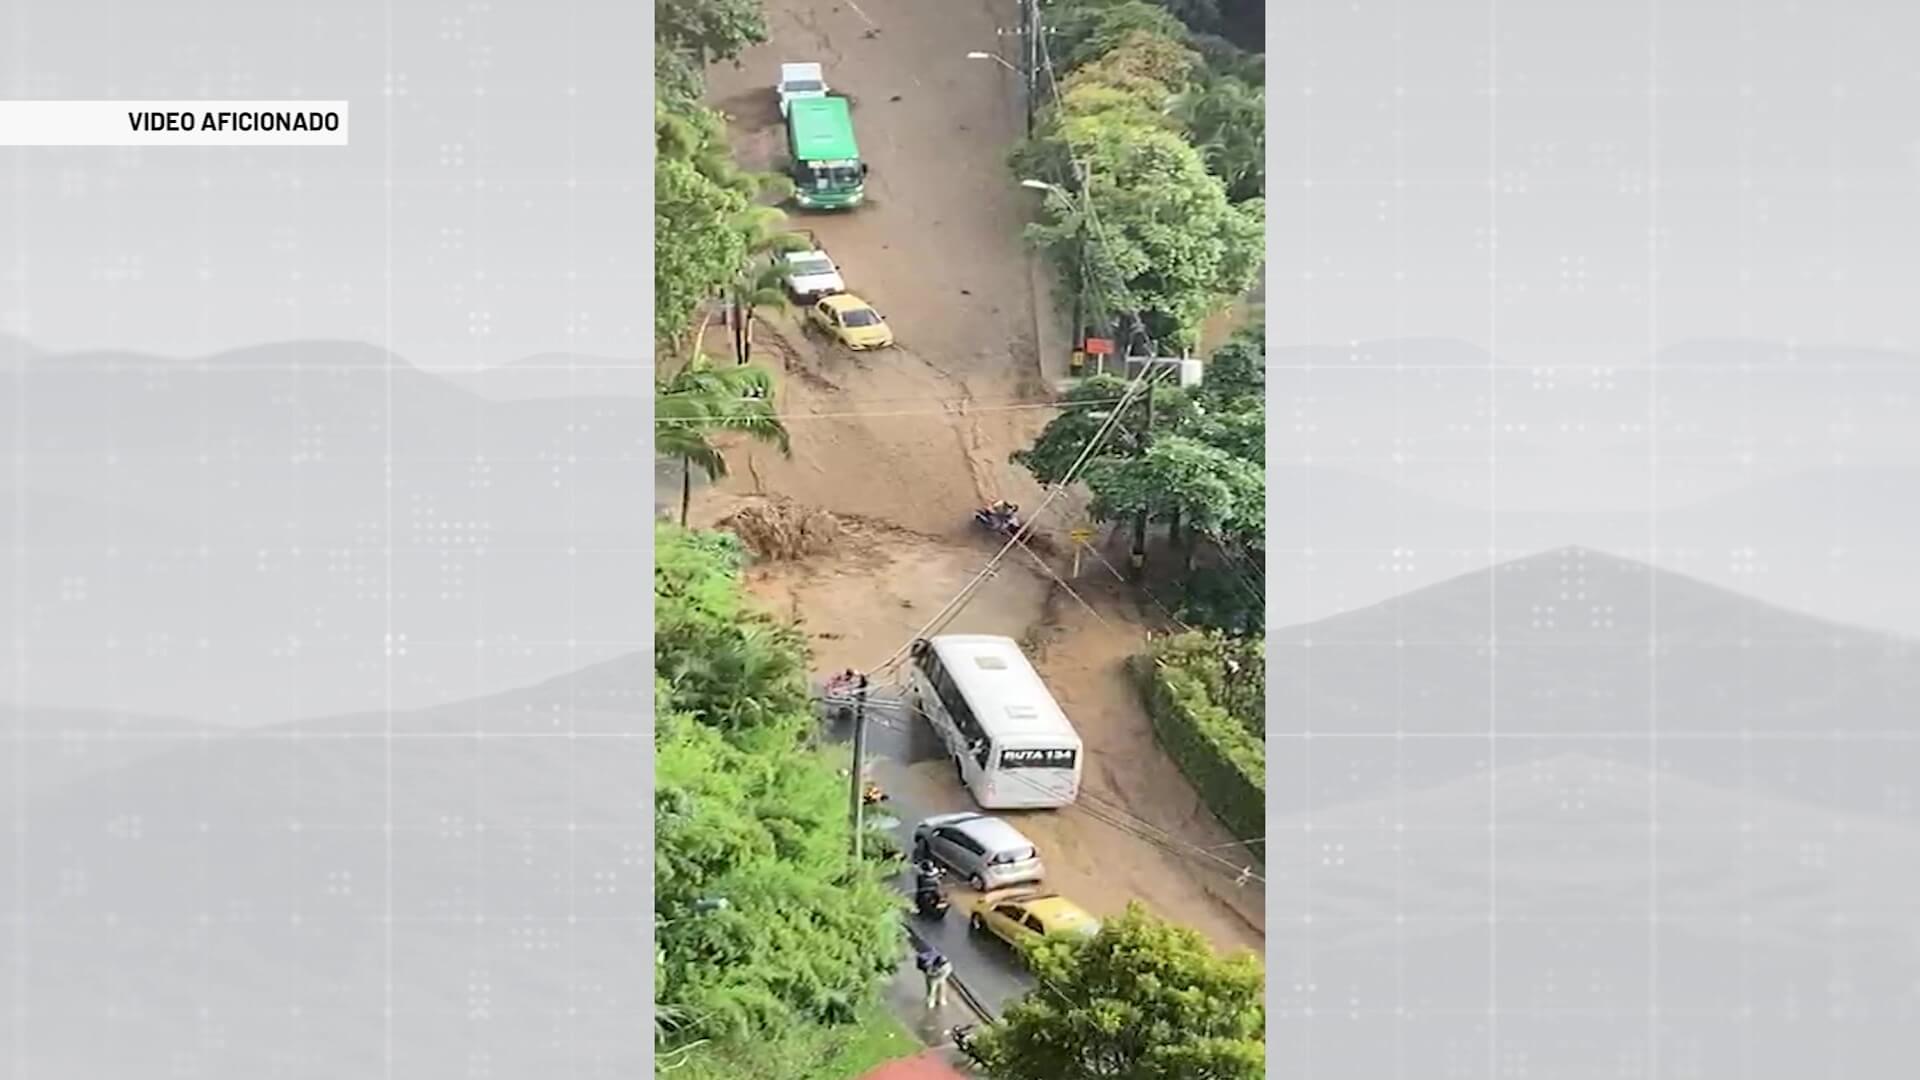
[805, 163, 862, 188]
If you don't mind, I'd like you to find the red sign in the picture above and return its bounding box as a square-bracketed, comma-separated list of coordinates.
[1084, 337, 1114, 355]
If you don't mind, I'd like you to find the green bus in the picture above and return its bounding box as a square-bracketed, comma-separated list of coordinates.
[785, 96, 867, 210]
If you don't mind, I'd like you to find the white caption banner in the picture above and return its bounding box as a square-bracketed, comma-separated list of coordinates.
[0, 101, 349, 146]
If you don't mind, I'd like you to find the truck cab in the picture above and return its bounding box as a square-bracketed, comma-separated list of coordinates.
[777, 62, 828, 118]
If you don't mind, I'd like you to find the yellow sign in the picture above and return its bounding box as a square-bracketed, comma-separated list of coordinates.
[1069, 527, 1095, 545]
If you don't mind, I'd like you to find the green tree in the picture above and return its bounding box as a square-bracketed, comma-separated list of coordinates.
[653, 523, 812, 735]
[1083, 435, 1263, 551]
[1194, 320, 1263, 408]
[723, 257, 795, 367]
[1023, 104, 1262, 350]
[972, 903, 1264, 1080]
[656, 356, 791, 527]
[1010, 374, 1197, 487]
[1191, 402, 1263, 465]
[656, 104, 801, 353]
[656, 0, 768, 93]
[657, 106, 755, 346]
[655, 527, 903, 1048]
[1173, 72, 1264, 202]
[1049, 0, 1193, 70]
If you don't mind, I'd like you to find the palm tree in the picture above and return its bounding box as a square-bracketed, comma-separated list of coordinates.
[723, 260, 792, 366]
[656, 355, 791, 527]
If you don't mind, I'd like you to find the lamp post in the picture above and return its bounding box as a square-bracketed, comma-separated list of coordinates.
[1019, 175, 1093, 378]
[965, 50, 1019, 74]
[967, 50, 1033, 135]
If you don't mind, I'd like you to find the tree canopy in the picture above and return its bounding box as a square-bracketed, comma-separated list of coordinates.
[972, 903, 1265, 1080]
[655, 0, 768, 105]
[1016, 17, 1264, 350]
[654, 525, 902, 1046]
[656, 105, 754, 344]
[1013, 322, 1264, 629]
[1083, 434, 1263, 542]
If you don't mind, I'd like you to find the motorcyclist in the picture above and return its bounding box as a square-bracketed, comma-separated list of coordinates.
[985, 499, 1019, 531]
[913, 859, 947, 915]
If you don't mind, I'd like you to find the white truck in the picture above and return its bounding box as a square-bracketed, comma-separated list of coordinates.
[776, 62, 828, 119]
[779, 244, 846, 301]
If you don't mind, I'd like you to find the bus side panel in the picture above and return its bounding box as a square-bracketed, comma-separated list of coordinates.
[910, 668, 971, 774]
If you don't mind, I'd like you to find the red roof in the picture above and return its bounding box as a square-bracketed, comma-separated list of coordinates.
[857, 1049, 971, 1080]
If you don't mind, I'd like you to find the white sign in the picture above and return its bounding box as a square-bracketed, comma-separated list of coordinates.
[0, 101, 350, 146]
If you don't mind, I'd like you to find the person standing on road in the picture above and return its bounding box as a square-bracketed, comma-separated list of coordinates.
[916, 946, 954, 1011]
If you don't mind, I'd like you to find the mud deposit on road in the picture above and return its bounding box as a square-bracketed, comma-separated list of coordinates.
[691, 0, 1267, 961]
[702, 0, 1055, 540]
[713, 502, 1267, 957]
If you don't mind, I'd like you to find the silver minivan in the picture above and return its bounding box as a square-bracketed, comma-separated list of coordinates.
[912, 812, 1044, 892]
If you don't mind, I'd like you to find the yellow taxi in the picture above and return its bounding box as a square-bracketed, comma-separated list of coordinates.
[968, 891, 1101, 955]
[806, 292, 895, 350]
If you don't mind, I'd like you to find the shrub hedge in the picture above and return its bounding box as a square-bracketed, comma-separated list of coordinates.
[1130, 631, 1265, 857]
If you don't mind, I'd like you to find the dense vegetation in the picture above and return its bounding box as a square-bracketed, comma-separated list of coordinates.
[972, 903, 1265, 1079]
[1013, 0, 1266, 351]
[654, 0, 801, 526]
[1013, 320, 1265, 633]
[1132, 631, 1265, 854]
[654, 524, 904, 1065]
[653, 5, 918, 1076]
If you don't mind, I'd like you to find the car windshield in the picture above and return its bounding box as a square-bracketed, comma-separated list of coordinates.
[788, 257, 834, 277]
[841, 308, 881, 328]
[785, 80, 824, 93]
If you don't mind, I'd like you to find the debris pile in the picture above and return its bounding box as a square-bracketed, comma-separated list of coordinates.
[720, 498, 841, 560]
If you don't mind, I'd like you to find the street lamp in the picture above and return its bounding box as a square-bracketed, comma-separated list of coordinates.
[1018, 178, 1059, 194]
[965, 51, 1021, 75]
[967, 51, 1033, 135]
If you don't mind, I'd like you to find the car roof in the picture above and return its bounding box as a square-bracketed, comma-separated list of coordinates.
[924, 635, 1081, 744]
[781, 62, 824, 80]
[1020, 895, 1098, 926]
[926, 812, 1035, 853]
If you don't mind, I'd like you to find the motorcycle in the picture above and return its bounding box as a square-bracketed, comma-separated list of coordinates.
[972, 502, 1021, 537]
[949, 1024, 988, 1066]
[913, 859, 950, 919]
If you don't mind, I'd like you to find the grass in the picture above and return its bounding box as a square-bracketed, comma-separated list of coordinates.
[661, 1002, 922, 1080]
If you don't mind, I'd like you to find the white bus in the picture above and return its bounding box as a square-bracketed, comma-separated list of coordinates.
[907, 634, 1084, 810]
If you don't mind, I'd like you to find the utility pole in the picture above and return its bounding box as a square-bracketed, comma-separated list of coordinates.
[847, 673, 870, 861]
[1131, 371, 1153, 581]
[1024, 0, 1039, 135]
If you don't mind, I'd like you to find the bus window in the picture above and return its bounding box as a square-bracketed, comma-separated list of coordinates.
[969, 737, 990, 769]
[929, 658, 984, 744]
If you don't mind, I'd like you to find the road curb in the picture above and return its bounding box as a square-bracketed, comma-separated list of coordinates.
[905, 923, 997, 1024]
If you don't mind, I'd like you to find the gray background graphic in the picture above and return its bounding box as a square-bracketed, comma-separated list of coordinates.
[4, 1, 651, 1076]
[1270, 1, 1919, 1077]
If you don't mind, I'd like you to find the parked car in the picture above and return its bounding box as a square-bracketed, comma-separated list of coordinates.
[806, 293, 894, 350]
[779, 247, 845, 301]
[776, 61, 828, 118]
[968, 890, 1101, 953]
[912, 812, 1044, 892]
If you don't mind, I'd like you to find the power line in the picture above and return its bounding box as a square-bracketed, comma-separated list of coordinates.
[834, 685, 1265, 886]
[863, 362, 1175, 678]
[652, 394, 1131, 426]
